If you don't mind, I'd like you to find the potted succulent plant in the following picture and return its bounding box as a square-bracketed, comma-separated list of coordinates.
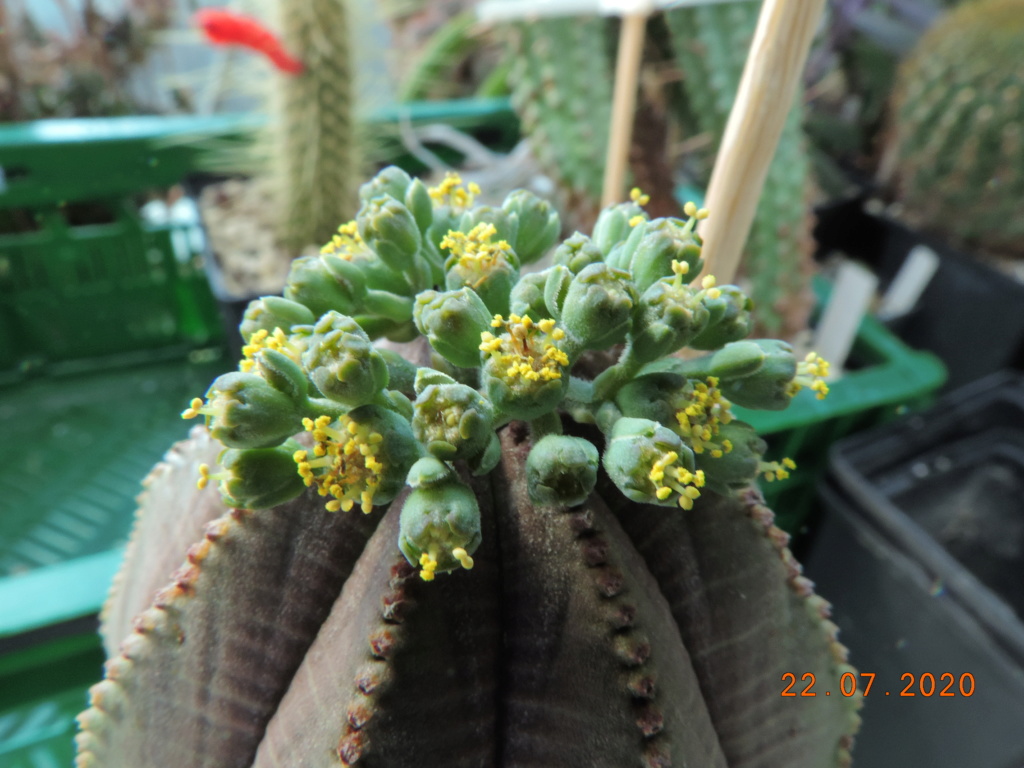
[817, 0, 1024, 390]
[75, 165, 860, 767]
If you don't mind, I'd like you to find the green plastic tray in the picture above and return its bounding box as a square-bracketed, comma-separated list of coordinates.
[740, 280, 947, 534]
[0, 356, 228, 647]
[0, 634, 103, 767]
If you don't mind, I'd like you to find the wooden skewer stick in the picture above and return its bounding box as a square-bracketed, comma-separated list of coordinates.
[697, 0, 826, 284]
[601, 8, 650, 207]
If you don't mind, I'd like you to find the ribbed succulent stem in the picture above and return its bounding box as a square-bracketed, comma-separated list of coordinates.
[80, 425, 858, 768]
[272, 0, 360, 253]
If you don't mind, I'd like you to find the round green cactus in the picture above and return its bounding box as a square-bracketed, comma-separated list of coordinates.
[888, 0, 1024, 256]
[77, 168, 857, 768]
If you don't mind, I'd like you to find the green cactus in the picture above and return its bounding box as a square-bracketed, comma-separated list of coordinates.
[664, 1, 815, 337]
[269, 0, 361, 253]
[503, 16, 613, 227]
[76, 168, 859, 767]
[886, 0, 1024, 257]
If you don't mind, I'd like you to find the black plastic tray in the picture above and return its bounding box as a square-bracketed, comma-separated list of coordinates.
[807, 371, 1024, 767]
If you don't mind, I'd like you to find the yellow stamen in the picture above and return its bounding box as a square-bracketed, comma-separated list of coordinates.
[452, 547, 475, 570]
[630, 187, 650, 206]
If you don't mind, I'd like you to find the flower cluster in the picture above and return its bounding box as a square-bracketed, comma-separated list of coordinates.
[182, 166, 832, 582]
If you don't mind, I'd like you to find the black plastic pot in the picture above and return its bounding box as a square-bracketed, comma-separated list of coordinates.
[805, 371, 1024, 768]
[814, 199, 1024, 392]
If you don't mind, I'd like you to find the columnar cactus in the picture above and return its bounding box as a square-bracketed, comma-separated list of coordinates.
[77, 167, 859, 767]
[503, 16, 613, 226]
[664, 1, 815, 337]
[270, 0, 360, 252]
[885, 0, 1024, 257]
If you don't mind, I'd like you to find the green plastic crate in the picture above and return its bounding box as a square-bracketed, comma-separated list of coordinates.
[0, 116, 252, 381]
[0, 115, 247, 647]
[739, 279, 947, 534]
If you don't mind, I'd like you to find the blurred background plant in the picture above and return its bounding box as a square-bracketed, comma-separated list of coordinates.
[876, 0, 1024, 260]
[0, 0, 176, 120]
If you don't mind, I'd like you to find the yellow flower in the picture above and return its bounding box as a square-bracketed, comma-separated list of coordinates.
[787, 352, 831, 400]
[440, 223, 514, 287]
[293, 414, 385, 514]
[238, 327, 303, 373]
[428, 172, 480, 211]
[319, 220, 365, 260]
[760, 457, 797, 482]
[674, 376, 735, 456]
[647, 449, 706, 511]
[479, 314, 569, 384]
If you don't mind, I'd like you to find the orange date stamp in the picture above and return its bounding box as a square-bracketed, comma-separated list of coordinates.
[781, 672, 976, 698]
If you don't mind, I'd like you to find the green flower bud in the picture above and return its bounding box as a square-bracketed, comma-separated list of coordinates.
[284, 254, 366, 318]
[699, 340, 766, 379]
[413, 288, 493, 368]
[689, 284, 754, 350]
[412, 372, 495, 461]
[295, 405, 420, 513]
[526, 435, 599, 507]
[615, 372, 686, 426]
[694, 421, 767, 495]
[592, 201, 644, 257]
[205, 439, 306, 510]
[629, 271, 710, 364]
[718, 339, 797, 410]
[602, 417, 705, 510]
[405, 178, 434, 233]
[398, 475, 482, 581]
[543, 265, 573, 320]
[651, 340, 767, 382]
[560, 263, 637, 350]
[442, 223, 519, 316]
[254, 348, 308, 403]
[604, 216, 648, 270]
[553, 232, 604, 274]
[502, 189, 560, 264]
[359, 165, 413, 205]
[479, 314, 572, 421]
[182, 371, 303, 449]
[357, 195, 422, 273]
[719, 341, 831, 410]
[628, 218, 704, 293]
[458, 206, 520, 260]
[508, 270, 549, 319]
[240, 296, 316, 343]
[405, 455, 453, 488]
[299, 312, 389, 406]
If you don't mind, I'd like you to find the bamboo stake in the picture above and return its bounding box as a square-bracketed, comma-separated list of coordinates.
[601, 7, 650, 207]
[697, 0, 826, 284]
